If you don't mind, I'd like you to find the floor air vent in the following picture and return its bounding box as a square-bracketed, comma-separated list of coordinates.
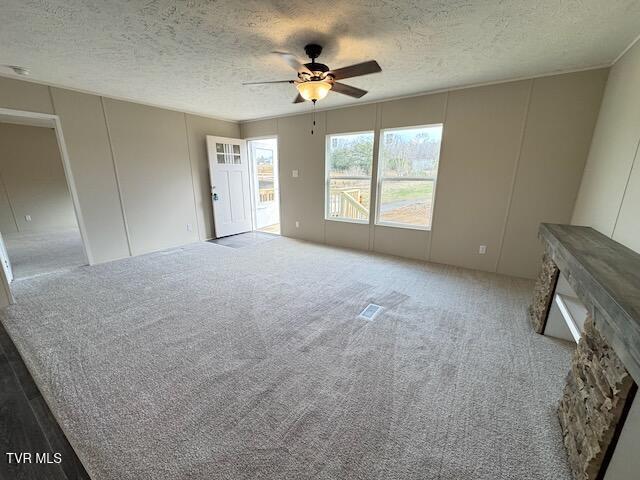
[359, 304, 383, 321]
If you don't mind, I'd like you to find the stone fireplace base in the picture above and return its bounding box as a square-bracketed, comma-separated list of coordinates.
[529, 224, 640, 480]
[528, 252, 559, 333]
[558, 316, 635, 480]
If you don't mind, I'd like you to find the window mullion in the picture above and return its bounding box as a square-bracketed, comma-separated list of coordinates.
[379, 177, 436, 182]
[329, 176, 372, 181]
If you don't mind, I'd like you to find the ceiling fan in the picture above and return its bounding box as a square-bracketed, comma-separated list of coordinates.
[243, 44, 381, 104]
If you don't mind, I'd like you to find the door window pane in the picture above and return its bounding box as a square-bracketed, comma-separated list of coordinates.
[216, 143, 242, 164]
[255, 148, 275, 205]
[249, 138, 280, 234]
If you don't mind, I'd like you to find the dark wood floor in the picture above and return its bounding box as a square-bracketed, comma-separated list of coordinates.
[0, 322, 90, 480]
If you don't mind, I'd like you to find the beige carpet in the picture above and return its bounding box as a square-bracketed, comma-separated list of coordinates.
[0, 238, 573, 479]
[4, 228, 86, 280]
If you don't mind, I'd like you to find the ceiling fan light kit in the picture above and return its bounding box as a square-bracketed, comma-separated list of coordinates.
[243, 43, 381, 105]
[243, 43, 381, 134]
[296, 79, 332, 102]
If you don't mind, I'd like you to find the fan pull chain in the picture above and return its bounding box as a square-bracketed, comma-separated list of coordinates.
[311, 99, 316, 135]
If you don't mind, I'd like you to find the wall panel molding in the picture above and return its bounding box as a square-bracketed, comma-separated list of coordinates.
[246, 70, 607, 278]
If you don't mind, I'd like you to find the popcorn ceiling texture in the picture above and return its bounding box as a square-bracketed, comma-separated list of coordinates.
[0, 0, 639, 120]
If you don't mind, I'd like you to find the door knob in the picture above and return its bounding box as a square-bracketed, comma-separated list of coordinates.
[213, 193, 219, 201]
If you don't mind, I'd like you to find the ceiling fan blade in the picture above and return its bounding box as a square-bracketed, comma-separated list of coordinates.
[243, 80, 294, 85]
[273, 51, 312, 75]
[331, 82, 368, 98]
[293, 94, 305, 103]
[330, 60, 381, 80]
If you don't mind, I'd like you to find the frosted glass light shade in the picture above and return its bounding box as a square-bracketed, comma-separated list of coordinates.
[296, 80, 332, 101]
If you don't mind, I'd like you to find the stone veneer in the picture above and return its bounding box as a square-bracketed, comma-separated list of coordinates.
[528, 252, 559, 333]
[558, 316, 635, 480]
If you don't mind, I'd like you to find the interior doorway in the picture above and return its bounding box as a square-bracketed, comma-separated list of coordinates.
[0, 109, 88, 289]
[248, 138, 280, 235]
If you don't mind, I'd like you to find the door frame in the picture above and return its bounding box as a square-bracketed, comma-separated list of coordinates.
[0, 107, 92, 304]
[245, 135, 281, 233]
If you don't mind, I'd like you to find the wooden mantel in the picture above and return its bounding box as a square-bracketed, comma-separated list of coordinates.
[530, 223, 640, 480]
[538, 223, 640, 383]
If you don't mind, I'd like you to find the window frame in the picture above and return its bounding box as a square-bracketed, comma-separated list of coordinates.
[374, 123, 443, 231]
[324, 130, 375, 224]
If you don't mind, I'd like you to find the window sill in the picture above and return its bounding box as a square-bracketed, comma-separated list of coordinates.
[375, 221, 431, 232]
[325, 217, 370, 225]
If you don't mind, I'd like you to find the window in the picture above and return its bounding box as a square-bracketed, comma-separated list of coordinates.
[325, 132, 374, 223]
[375, 125, 443, 229]
[216, 142, 241, 164]
[254, 147, 275, 205]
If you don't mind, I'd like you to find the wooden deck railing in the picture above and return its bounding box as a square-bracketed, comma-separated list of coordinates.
[259, 188, 275, 203]
[329, 188, 369, 220]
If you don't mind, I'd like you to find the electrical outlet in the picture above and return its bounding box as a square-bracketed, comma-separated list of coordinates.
[479, 245, 487, 255]
[25, 215, 31, 222]
[292, 169, 299, 178]
[186, 223, 192, 232]
[295, 221, 300, 228]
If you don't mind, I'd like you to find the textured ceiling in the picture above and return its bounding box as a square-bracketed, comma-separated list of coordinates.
[1, 0, 639, 121]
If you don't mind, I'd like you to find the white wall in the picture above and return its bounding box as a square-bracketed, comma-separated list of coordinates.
[102, 99, 199, 255]
[604, 393, 640, 480]
[242, 69, 608, 278]
[431, 81, 531, 272]
[572, 40, 640, 253]
[49, 88, 131, 262]
[0, 123, 77, 233]
[499, 72, 611, 274]
[0, 76, 240, 264]
[0, 67, 608, 277]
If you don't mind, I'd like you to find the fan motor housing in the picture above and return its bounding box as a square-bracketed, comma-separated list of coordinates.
[304, 62, 330, 74]
[304, 43, 323, 60]
[302, 43, 334, 78]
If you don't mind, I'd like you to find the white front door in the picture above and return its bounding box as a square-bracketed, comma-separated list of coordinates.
[206, 136, 253, 238]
